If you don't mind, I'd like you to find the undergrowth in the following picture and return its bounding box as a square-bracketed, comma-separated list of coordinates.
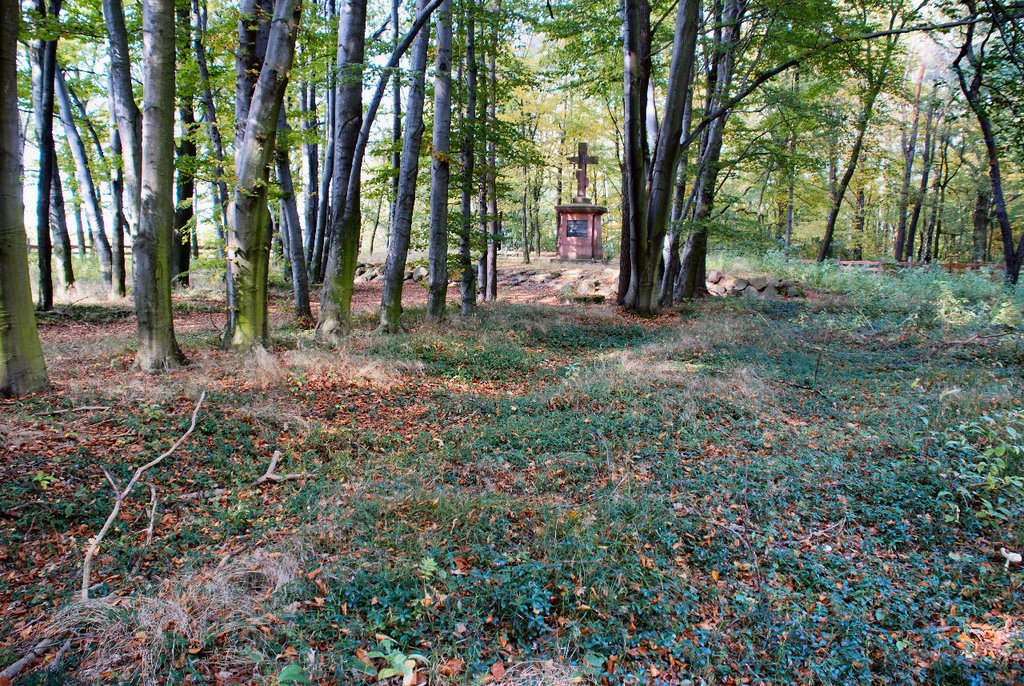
[2, 266, 1022, 684]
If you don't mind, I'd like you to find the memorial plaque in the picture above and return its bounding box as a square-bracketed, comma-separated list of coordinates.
[566, 219, 589, 238]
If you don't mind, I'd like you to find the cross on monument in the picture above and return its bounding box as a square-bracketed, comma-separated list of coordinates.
[568, 142, 598, 203]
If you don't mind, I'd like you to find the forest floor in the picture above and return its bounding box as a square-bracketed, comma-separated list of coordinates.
[1, 257, 1023, 685]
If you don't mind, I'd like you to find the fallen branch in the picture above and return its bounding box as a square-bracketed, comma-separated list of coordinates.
[129, 483, 159, 577]
[35, 405, 110, 416]
[944, 330, 1021, 346]
[252, 450, 304, 486]
[0, 635, 62, 680]
[81, 391, 206, 601]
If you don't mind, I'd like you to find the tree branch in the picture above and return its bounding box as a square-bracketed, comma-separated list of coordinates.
[80, 391, 206, 600]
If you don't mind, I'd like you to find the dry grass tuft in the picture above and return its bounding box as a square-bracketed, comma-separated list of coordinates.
[236, 398, 313, 436]
[501, 659, 581, 685]
[49, 547, 303, 682]
[248, 345, 287, 389]
[282, 346, 424, 386]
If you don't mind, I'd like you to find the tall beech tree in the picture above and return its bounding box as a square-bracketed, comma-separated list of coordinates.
[953, 2, 1024, 284]
[104, 0, 143, 239]
[426, 0, 453, 322]
[226, 0, 303, 348]
[316, 0, 443, 342]
[136, 0, 186, 371]
[55, 69, 114, 289]
[675, 0, 745, 301]
[31, 0, 61, 311]
[815, 8, 900, 262]
[379, 0, 431, 333]
[621, 0, 700, 314]
[1, 1, 48, 396]
[50, 160, 75, 289]
[459, 0, 478, 315]
[275, 108, 313, 318]
[894, 67, 924, 262]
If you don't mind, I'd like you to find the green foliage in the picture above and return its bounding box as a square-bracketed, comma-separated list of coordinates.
[928, 410, 1024, 526]
[747, 251, 1024, 326]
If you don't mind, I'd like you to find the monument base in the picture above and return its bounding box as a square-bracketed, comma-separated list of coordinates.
[556, 202, 607, 260]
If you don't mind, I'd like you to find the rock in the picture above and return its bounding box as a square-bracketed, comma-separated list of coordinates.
[412, 266, 428, 282]
[733, 277, 748, 290]
[530, 273, 552, 283]
[742, 286, 759, 298]
[708, 282, 728, 296]
[767, 277, 782, 288]
[761, 284, 779, 299]
[707, 269, 723, 284]
[748, 276, 768, 290]
[404, 270, 413, 281]
[787, 285, 806, 298]
[355, 273, 370, 283]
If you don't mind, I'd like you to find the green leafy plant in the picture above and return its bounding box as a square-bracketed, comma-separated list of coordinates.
[930, 410, 1024, 525]
[276, 664, 310, 685]
[353, 636, 428, 685]
[32, 471, 57, 490]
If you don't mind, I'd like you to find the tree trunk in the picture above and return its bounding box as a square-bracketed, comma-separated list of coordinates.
[459, 0, 477, 315]
[55, 69, 113, 287]
[622, 0, 700, 313]
[136, 0, 186, 371]
[300, 83, 319, 265]
[227, 0, 302, 348]
[971, 186, 989, 263]
[674, 0, 736, 301]
[31, 0, 60, 311]
[388, 0, 402, 249]
[71, 189, 86, 257]
[173, 97, 197, 287]
[953, 18, 1023, 282]
[426, 0, 453, 322]
[50, 159, 75, 289]
[315, 0, 367, 343]
[1, 0, 49, 396]
[906, 95, 935, 263]
[380, 0, 431, 332]
[316, 0, 444, 342]
[108, 122, 128, 296]
[311, 136, 333, 281]
[192, 0, 228, 252]
[104, 0, 143, 238]
[894, 67, 924, 262]
[484, 21, 499, 302]
[815, 90, 880, 262]
[275, 108, 313, 319]
[659, 68, 694, 307]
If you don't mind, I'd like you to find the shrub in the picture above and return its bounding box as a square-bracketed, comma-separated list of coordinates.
[926, 409, 1024, 527]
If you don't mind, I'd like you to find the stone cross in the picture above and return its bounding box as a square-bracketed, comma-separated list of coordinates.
[568, 142, 598, 202]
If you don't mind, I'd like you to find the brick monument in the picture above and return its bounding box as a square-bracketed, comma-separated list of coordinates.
[556, 142, 607, 260]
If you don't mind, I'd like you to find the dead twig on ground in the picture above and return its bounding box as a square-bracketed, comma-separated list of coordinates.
[944, 330, 1020, 346]
[129, 483, 159, 577]
[252, 450, 305, 486]
[35, 405, 110, 416]
[80, 391, 206, 601]
[0, 635, 63, 680]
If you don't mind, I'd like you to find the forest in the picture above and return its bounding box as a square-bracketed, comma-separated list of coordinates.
[1, 0, 1024, 680]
